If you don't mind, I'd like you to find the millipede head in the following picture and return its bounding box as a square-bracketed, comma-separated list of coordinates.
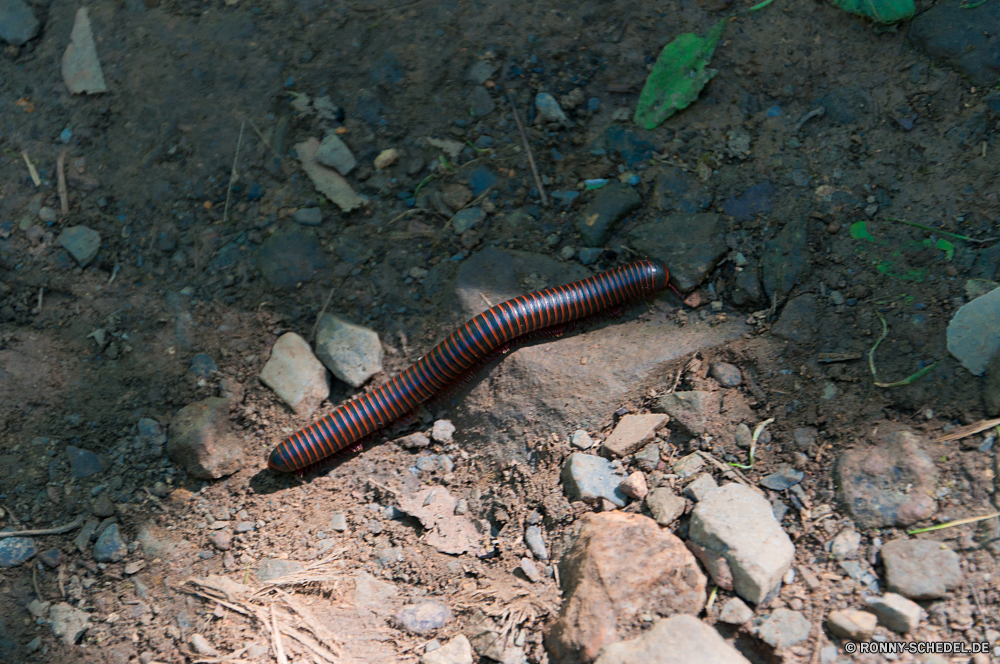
[648, 261, 670, 294]
[267, 444, 297, 473]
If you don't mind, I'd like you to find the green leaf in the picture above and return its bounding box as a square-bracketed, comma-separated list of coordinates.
[634, 19, 727, 130]
[849, 220, 877, 242]
[832, 0, 914, 23]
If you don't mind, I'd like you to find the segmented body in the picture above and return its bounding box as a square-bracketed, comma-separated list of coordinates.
[267, 260, 669, 473]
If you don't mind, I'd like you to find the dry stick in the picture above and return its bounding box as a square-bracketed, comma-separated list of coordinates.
[507, 93, 548, 207]
[57, 150, 69, 215]
[309, 286, 337, 344]
[223, 121, 246, 225]
[247, 118, 278, 158]
[0, 514, 84, 538]
[22, 150, 41, 186]
[33, 566, 42, 601]
[270, 604, 288, 664]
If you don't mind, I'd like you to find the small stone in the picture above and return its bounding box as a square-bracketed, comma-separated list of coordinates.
[421, 635, 474, 664]
[61, 8, 107, 95]
[718, 597, 753, 625]
[645, 488, 686, 526]
[291, 207, 323, 226]
[38, 206, 57, 223]
[39, 547, 62, 568]
[830, 529, 862, 560]
[468, 87, 495, 117]
[519, 557, 542, 583]
[314, 317, 381, 389]
[634, 443, 660, 472]
[0, 531, 36, 567]
[440, 184, 473, 211]
[866, 593, 923, 633]
[655, 391, 714, 436]
[150, 481, 170, 498]
[578, 247, 602, 265]
[93, 492, 115, 518]
[619, 472, 649, 500]
[591, 615, 748, 664]
[235, 521, 254, 533]
[601, 413, 669, 457]
[672, 453, 705, 479]
[826, 609, 877, 641]
[256, 558, 304, 582]
[261, 332, 330, 416]
[561, 453, 628, 507]
[168, 397, 245, 479]
[189, 353, 217, 378]
[709, 362, 742, 387]
[570, 430, 595, 449]
[93, 523, 126, 562]
[395, 601, 452, 634]
[524, 525, 548, 560]
[684, 473, 719, 502]
[397, 432, 431, 449]
[0, 0, 39, 46]
[67, 445, 109, 478]
[124, 561, 145, 575]
[452, 207, 485, 234]
[374, 148, 400, 169]
[432, 419, 456, 444]
[314, 134, 357, 175]
[74, 519, 98, 553]
[190, 634, 219, 656]
[757, 609, 812, 650]
[792, 427, 817, 450]
[734, 423, 752, 449]
[210, 531, 232, 551]
[330, 513, 348, 532]
[535, 92, 569, 123]
[881, 539, 963, 600]
[759, 466, 805, 491]
[49, 602, 90, 646]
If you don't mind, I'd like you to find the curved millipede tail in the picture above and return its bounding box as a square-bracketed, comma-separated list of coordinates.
[268, 259, 670, 473]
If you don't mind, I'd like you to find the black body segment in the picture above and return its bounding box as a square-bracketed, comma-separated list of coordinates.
[267, 260, 669, 473]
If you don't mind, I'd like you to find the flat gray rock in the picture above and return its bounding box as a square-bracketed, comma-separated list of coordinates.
[58, 225, 101, 266]
[947, 285, 1000, 376]
[865, 593, 923, 634]
[761, 219, 810, 301]
[291, 207, 323, 225]
[314, 314, 382, 388]
[257, 558, 304, 582]
[593, 615, 750, 664]
[93, 523, 126, 562]
[645, 488, 685, 525]
[654, 391, 715, 436]
[576, 183, 641, 246]
[718, 597, 753, 625]
[422, 635, 473, 664]
[629, 213, 727, 293]
[756, 609, 812, 650]
[260, 332, 330, 417]
[910, 1, 1000, 86]
[772, 294, 818, 343]
[0, 0, 38, 46]
[468, 87, 495, 117]
[881, 539, 962, 600]
[49, 602, 90, 646]
[168, 397, 245, 479]
[314, 134, 357, 175]
[0, 530, 35, 567]
[689, 483, 795, 604]
[561, 453, 628, 507]
[395, 601, 453, 635]
[255, 226, 326, 289]
[66, 445, 110, 478]
[986, 349, 1000, 416]
[61, 8, 108, 94]
[600, 413, 668, 457]
[452, 207, 485, 234]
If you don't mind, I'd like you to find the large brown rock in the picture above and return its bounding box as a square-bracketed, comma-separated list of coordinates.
[545, 512, 706, 663]
[168, 397, 244, 479]
[836, 424, 937, 528]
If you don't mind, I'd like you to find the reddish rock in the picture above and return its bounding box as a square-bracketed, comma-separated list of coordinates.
[168, 397, 244, 479]
[545, 512, 706, 663]
[601, 414, 668, 457]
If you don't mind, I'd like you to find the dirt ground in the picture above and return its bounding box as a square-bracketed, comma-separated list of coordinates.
[1, 0, 999, 661]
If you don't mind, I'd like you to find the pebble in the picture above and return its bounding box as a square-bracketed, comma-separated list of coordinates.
[592, 615, 748, 664]
[618, 472, 649, 500]
[709, 362, 742, 387]
[524, 525, 548, 560]
[330, 513, 348, 532]
[671, 452, 705, 479]
[655, 391, 713, 437]
[570, 429, 595, 450]
[375, 546, 402, 565]
[39, 547, 62, 568]
[881, 539, 962, 599]
[124, 561, 145, 575]
[432, 419, 455, 444]
[718, 597, 753, 625]
[93, 523, 126, 562]
[0, 530, 36, 567]
[519, 557, 542, 583]
[422, 635, 474, 664]
[440, 184, 473, 210]
[93, 492, 115, 518]
[256, 225, 326, 289]
[74, 519, 98, 553]
[188, 353, 217, 378]
[291, 207, 323, 226]
[314, 315, 382, 389]
[836, 426, 938, 528]
[829, 529, 861, 560]
[629, 214, 727, 293]
[398, 432, 431, 449]
[757, 609, 812, 650]
[210, 531, 232, 551]
[374, 148, 399, 169]
[61, 8, 107, 94]
[759, 466, 805, 491]
[38, 206, 57, 223]
[535, 92, 568, 123]
[57, 225, 101, 266]
[683, 474, 719, 502]
[559, 246, 575, 260]
[395, 601, 452, 634]
[866, 593, 923, 633]
[260, 332, 330, 418]
[947, 285, 1000, 376]
[468, 87, 495, 117]
[577, 247, 602, 265]
[826, 609, 877, 641]
[689, 483, 795, 604]
[167, 397, 245, 479]
[645, 488, 686, 526]
[561, 453, 628, 507]
[467, 60, 496, 84]
[601, 413, 668, 457]
[576, 182, 641, 246]
[792, 427, 817, 450]
[634, 443, 660, 472]
[314, 134, 357, 175]
[150, 481, 170, 498]
[49, 602, 90, 646]
[452, 207, 485, 234]
[0, 0, 39, 45]
[67, 445, 109, 478]
[771, 294, 818, 343]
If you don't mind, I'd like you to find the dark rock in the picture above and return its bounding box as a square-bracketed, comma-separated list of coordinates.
[836, 424, 938, 528]
[654, 391, 716, 436]
[972, 244, 1000, 281]
[396, 432, 431, 449]
[189, 353, 217, 378]
[652, 167, 714, 214]
[0, 0, 39, 46]
[0, 530, 35, 567]
[985, 350, 1000, 416]
[255, 226, 325, 289]
[561, 453, 629, 507]
[441, 184, 473, 210]
[730, 267, 763, 306]
[39, 547, 62, 568]
[66, 445, 110, 478]
[759, 466, 805, 491]
[709, 362, 742, 387]
[210, 531, 232, 551]
[468, 87, 495, 117]
[629, 213, 727, 293]
[761, 219, 810, 301]
[93, 523, 126, 562]
[772, 294, 818, 343]
[394, 601, 453, 634]
[93, 492, 116, 518]
[813, 87, 871, 126]
[910, 2, 1000, 86]
[468, 167, 498, 196]
[168, 397, 245, 479]
[291, 207, 323, 226]
[576, 183, 642, 246]
[595, 126, 655, 166]
[722, 182, 773, 222]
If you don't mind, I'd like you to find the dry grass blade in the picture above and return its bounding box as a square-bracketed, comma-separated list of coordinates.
[273, 589, 342, 655]
[454, 581, 555, 645]
[255, 550, 348, 591]
[0, 514, 84, 538]
[934, 418, 1000, 443]
[271, 603, 288, 664]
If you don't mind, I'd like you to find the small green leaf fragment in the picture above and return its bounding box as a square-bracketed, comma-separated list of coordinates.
[849, 221, 877, 242]
[832, 0, 914, 23]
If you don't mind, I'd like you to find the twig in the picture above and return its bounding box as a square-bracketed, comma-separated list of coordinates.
[507, 93, 548, 207]
[0, 514, 84, 538]
[57, 565, 66, 599]
[57, 150, 69, 214]
[934, 418, 1000, 443]
[908, 511, 1000, 535]
[108, 264, 120, 285]
[309, 287, 337, 344]
[271, 604, 288, 664]
[247, 118, 278, 158]
[142, 487, 168, 511]
[223, 121, 246, 224]
[667, 366, 683, 394]
[479, 293, 494, 308]
[385, 208, 426, 226]
[33, 566, 42, 601]
[795, 106, 825, 133]
[22, 150, 41, 186]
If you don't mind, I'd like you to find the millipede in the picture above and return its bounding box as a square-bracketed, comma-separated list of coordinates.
[267, 259, 670, 473]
